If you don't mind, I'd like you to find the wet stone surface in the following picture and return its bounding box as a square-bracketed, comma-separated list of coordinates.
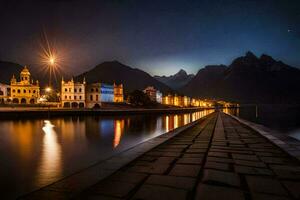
[22, 112, 300, 199]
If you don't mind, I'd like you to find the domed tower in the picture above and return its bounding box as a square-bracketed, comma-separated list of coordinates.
[20, 66, 31, 84]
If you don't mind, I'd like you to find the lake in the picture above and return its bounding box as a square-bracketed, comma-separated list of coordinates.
[223, 105, 300, 140]
[0, 109, 214, 199]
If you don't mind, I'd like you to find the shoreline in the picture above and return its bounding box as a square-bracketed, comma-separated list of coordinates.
[0, 107, 214, 119]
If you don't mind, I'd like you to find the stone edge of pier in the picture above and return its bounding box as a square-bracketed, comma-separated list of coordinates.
[227, 113, 300, 161]
[19, 115, 209, 199]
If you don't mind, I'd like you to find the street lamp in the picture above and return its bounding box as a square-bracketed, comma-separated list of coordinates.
[48, 56, 56, 87]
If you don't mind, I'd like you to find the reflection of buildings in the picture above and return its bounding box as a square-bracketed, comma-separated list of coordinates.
[143, 86, 162, 103]
[37, 120, 62, 186]
[10, 66, 40, 104]
[113, 119, 125, 148]
[61, 78, 86, 108]
[86, 83, 101, 108]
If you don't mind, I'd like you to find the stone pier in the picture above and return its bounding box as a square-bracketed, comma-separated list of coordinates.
[22, 112, 300, 200]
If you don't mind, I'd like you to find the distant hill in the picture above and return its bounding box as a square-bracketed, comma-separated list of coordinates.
[154, 69, 194, 90]
[0, 61, 23, 84]
[75, 61, 173, 93]
[181, 52, 300, 104]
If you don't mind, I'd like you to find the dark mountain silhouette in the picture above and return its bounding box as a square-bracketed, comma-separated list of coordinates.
[181, 52, 300, 104]
[0, 61, 24, 84]
[154, 69, 194, 89]
[75, 61, 173, 93]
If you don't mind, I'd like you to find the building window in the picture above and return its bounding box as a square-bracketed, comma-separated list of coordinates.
[12, 89, 15, 93]
[69, 96, 71, 99]
[74, 89, 77, 93]
[96, 95, 98, 101]
[75, 96, 77, 100]
[25, 77, 28, 80]
[96, 88, 99, 92]
[69, 88, 71, 92]
[29, 90, 31, 93]
[79, 88, 82, 92]
[90, 95, 93, 101]
[17, 89, 20, 93]
[79, 96, 82, 100]
[91, 88, 94, 92]
[33, 90, 36, 93]
[24, 89, 26, 93]
[65, 88, 67, 92]
[65, 95, 67, 99]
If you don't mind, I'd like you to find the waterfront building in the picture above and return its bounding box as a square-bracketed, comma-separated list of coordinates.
[113, 83, 124, 103]
[61, 78, 86, 108]
[143, 86, 163, 103]
[143, 86, 157, 102]
[86, 83, 101, 108]
[101, 84, 114, 102]
[183, 96, 191, 107]
[10, 66, 40, 104]
[156, 90, 162, 103]
[0, 83, 10, 103]
[162, 94, 174, 105]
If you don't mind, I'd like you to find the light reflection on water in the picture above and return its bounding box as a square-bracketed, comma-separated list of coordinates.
[37, 120, 62, 186]
[0, 109, 214, 199]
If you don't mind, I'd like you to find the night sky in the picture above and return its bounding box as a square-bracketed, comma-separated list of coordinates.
[0, 0, 300, 76]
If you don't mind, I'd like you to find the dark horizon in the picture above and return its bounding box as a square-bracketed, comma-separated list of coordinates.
[1, 0, 300, 77]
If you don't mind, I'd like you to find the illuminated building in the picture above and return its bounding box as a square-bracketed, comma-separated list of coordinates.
[162, 94, 174, 105]
[10, 66, 40, 104]
[183, 96, 191, 107]
[156, 90, 162, 103]
[143, 86, 162, 103]
[0, 83, 10, 103]
[101, 84, 114, 102]
[113, 83, 124, 103]
[86, 83, 101, 108]
[61, 78, 86, 108]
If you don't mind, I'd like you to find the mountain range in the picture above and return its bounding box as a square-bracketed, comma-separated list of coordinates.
[1, 51, 300, 103]
[154, 69, 194, 90]
[75, 61, 173, 93]
[180, 52, 300, 104]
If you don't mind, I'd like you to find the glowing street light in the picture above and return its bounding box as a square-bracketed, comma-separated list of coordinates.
[49, 57, 55, 66]
[45, 87, 52, 93]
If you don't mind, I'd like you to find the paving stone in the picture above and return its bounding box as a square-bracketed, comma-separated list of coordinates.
[251, 193, 291, 200]
[109, 171, 147, 184]
[232, 154, 259, 161]
[208, 151, 229, 158]
[89, 180, 136, 198]
[204, 161, 231, 171]
[84, 194, 122, 200]
[21, 190, 71, 200]
[182, 153, 204, 158]
[195, 183, 245, 200]
[234, 165, 273, 175]
[145, 175, 196, 190]
[259, 156, 290, 164]
[202, 169, 240, 187]
[246, 176, 288, 196]
[207, 156, 234, 163]
[169, 164, 201, 177]
[186, 148, 207, 153]
[176, 157, 203, 165]
[234, 160, 266, 168]
[132, 184, 187, 200]
[282, 181, 300, 199]
[161, 152, 182, 157]
[127, 164, 169, 174]
[154, 156, 176, 164]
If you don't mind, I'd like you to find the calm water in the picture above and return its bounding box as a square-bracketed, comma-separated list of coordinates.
[223, 105, 300, 140]
[0, 109, 214, 199]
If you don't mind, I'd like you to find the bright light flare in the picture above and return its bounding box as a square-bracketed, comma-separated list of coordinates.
[45, 87, 52, 92]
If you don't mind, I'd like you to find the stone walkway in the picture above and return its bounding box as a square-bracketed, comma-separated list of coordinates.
[76, 112, 300, 200]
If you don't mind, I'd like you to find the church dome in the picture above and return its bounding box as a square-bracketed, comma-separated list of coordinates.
[21, 66, 31, 75]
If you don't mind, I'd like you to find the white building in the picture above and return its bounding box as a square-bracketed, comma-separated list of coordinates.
[0, 83, 10, 103]
[61, 78, 86, 108]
